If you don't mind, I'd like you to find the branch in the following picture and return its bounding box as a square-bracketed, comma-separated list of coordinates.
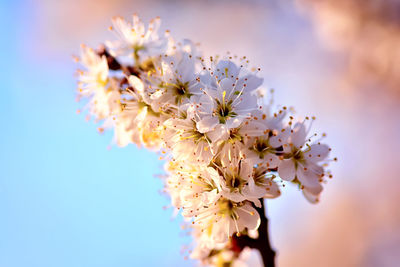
[97, 45, 140, 77]
[233, 200, 276, 267]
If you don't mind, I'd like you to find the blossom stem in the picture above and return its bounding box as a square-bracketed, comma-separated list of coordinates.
[234, 200, 276, 267]
[256, 200, 276, 267]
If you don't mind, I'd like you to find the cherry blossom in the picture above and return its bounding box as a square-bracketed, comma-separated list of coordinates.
[75, 15, 335, 266]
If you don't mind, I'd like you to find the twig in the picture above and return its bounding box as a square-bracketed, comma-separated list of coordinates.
[97, 45, 140, 77]
[233, 200, 276, 267]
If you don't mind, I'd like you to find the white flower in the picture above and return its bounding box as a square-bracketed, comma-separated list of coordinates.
[88, 84, 121, 122]
[78, 46, 109, 91]
[113, 75, 165, 148]
[77, 45, 121, 121]
[193, 199, 260, 245]
[146, 42, 202, 112]
[190, 226, 228, 262]
[212, 116, 266, 166]
[163, 112, 213, 164]
[202, 59, 264, 93]
[106, 15, 169, 62]
[165, 161, 221, 212]
[251, 164, 281, 199]
[277, 121, 331, 189]
[184, 60, 263, 142]
[214, 158, 280, 206]
[244, 107, 288, 167]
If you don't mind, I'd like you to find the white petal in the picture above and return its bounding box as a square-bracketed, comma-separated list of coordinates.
[264, 154, 279, 169]
[212, 219, 230, 244]
[226, 117, 243, 129]
[240, 120, 264, 136]
[269, 127, 290, 148]
[196, 116, 219, 133]
[222, 191, 246, 202]
[219, 78, 235, 97]
[237, 204, 260, 231]
[250, 198, 262, 208]
[207, 124, 229, 142]
[278, 159, 296, 181]
[304, 144, 330, 162]
[291, 122, 307, 147]
[236, 74, 263, 92]
[296, 163, 320, 187]
[215, 60, 240, 78]
[128, 75, 144, 92]
[197, 94, 214, 113]
[303, 183, 323, 203]
[240, 160, 254, 180]
[264, 180, 281, 198]
[235, 93, 258, 112]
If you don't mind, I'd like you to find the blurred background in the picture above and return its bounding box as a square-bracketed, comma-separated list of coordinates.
[1, 0, 400, 266]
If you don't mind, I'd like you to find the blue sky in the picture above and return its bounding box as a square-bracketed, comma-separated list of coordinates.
[0, 1, 192, 266]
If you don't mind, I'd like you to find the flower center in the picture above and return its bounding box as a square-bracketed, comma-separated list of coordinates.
[251, 138, 274, 159]
[284, 146, 306, 168]
[182, 120, 210, 144]
[228, 128, 242, 143]
[293, 151, 303, 161]
[218, 199, 240, 220]
[137, 100, 160, 117]
[171, 80, 192, 104]
[176, 84, 187, 95]
[224, 171, 246, 192]
[215, 99, 237, 123]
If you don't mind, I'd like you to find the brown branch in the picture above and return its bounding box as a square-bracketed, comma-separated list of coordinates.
[96, 45, 140, 77]
[233, 200, 276, 267]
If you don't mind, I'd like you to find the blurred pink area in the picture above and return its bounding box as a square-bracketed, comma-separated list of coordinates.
[296, 0, 400, 96]
[30, 0, 400, 266]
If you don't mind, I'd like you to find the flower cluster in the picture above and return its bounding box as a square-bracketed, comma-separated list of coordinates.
[75, 15, 335, 266]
